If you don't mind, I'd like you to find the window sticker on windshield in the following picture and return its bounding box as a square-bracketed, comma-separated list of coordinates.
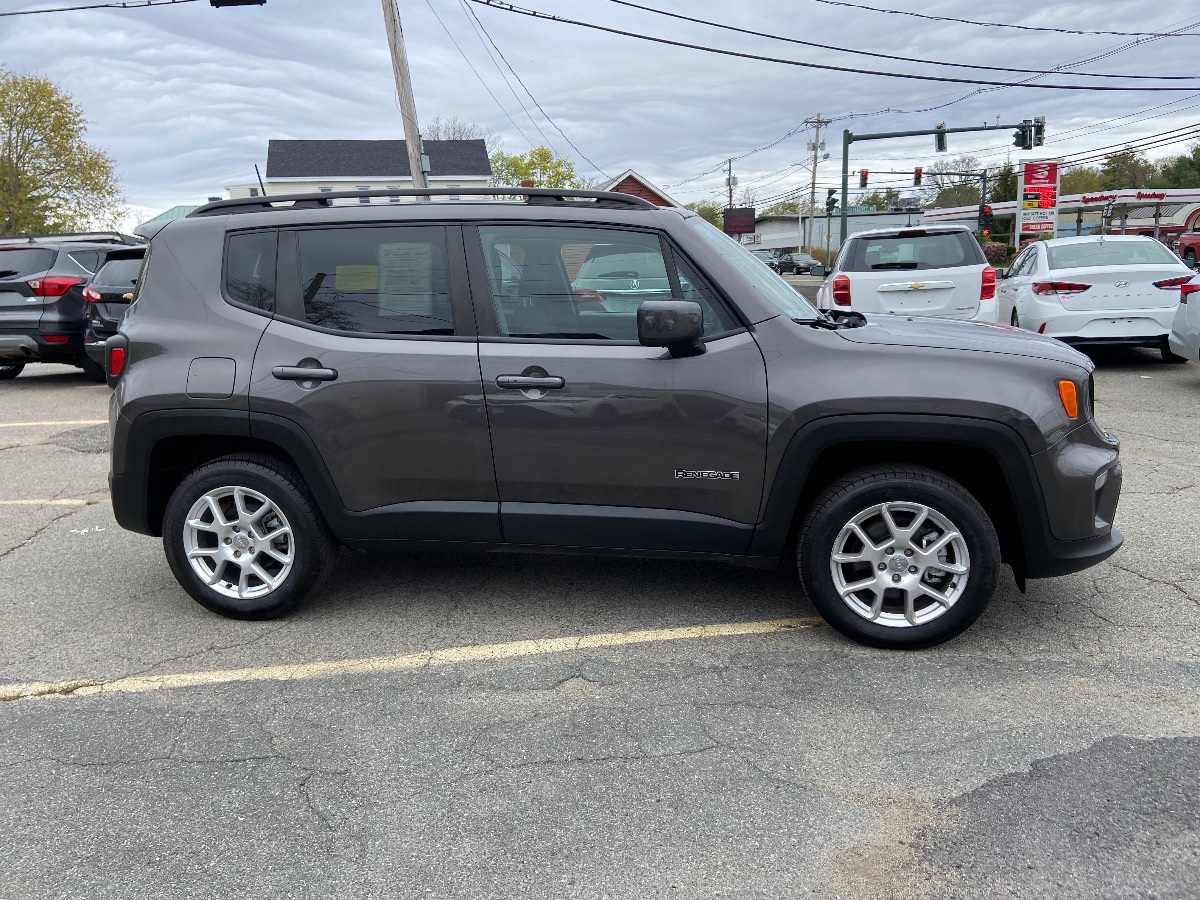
[335, 265, 378, 291]
[378, 243, 433, 316]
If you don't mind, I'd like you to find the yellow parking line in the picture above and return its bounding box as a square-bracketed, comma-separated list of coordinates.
[0, 617, 824, 702]
[0, 499, 95, 506]
[0, 420, 106, 428]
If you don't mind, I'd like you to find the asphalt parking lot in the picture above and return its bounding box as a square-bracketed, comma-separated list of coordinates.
[2, 355, 1198, 899]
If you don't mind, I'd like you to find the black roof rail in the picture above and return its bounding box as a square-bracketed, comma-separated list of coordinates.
[188, 187, 658, 217]
[0, 231, 146, 246]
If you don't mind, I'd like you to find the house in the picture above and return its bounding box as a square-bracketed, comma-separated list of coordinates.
[595, 169, 681, 207]
[225, 139, 492, 200]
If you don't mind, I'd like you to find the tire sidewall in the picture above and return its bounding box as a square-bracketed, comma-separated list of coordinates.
[163, 460, 330, 619]
[0, 363, 23, 380]
[799, 474, 1000, 650]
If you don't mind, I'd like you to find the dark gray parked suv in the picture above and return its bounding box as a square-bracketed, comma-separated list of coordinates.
[107, 188, 1123, 649]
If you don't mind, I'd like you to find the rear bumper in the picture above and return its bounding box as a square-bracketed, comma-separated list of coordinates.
[0, 330, 84, 362]
[1024, 298, 1175, 343]
[0, 335, 39, 361]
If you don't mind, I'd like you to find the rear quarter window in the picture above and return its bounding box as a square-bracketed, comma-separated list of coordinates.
[224, 231, 277, 312]
[844, 231, 983, 272]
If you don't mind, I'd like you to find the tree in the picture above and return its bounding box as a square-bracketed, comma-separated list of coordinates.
[423, 115, 501, 154]
[761, 199, 801, 216]
[855, 187, 898, 209]
[988, 162, 1017, 204]
[923, 155, 981, 208]
[0, 70, 123, 233]
[1061, 166, 1103, 195]
[684, 199, 723, 228]
[489, 146, 579, 189]
[1100, 150, 1154, 189]
[1153, 145, 1200, 188]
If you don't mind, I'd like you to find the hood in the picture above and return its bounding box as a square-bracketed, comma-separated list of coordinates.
[834, 314, 1092, 368]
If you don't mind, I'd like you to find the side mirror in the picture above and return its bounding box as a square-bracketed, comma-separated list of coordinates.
[810, 264, 825, 278]
[638, 300, 704, 357]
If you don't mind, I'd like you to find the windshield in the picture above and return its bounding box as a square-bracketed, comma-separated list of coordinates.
[686, 217, 821, 319]
[1047, 239, 1181, 270]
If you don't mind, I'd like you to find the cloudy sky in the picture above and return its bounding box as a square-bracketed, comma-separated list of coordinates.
[2, 0, 1199, 227]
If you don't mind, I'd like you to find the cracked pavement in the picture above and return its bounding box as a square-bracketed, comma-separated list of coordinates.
[1, 358, 1199, 899]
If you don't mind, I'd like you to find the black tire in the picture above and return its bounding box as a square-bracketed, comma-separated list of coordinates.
[1185, 250, 1196, 265]
[1010, 309, 1019, 328]
[0, 363, 23, 380]
[77, 353, 107, 383]
[1162, 345, 1189, 364]
[162, 454, 336, 619]
[797, 466, 1000, 650]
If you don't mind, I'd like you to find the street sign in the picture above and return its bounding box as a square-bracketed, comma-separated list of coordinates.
[846, 205, 877, 213]
[723, 207, 755, 235]
[1017, 160, 1060, 239]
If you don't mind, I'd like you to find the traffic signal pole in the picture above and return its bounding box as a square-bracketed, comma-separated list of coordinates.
[840, 121, 1039, 243]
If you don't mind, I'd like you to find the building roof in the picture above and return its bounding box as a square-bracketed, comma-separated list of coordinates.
[265, 139, 491, 178]
[596, 169, 681, 207]
[136, 204, 201, 228]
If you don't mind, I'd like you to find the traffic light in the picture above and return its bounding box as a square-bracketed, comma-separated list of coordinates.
[934, 124, 947, 153]
[978, 204, 994, 230]
[1033, 116, 1045, 147]
[913, 167, 923, 187]
[1013, 120, 1034, 150]
[859, 169, 869, 189]
[826, 189, 838, 216]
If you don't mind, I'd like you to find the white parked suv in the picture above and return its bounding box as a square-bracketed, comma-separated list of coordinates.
[1001, 235, 1193, 363]
[816, 225, 998, 323]
[1168, 275, 1200, 364]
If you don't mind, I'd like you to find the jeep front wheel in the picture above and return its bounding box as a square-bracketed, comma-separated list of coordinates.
[162, 454, 336, 619]
[797, 466, 1000, 649]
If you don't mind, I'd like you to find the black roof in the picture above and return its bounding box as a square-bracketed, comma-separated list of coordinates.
[265, 139, 491, 178]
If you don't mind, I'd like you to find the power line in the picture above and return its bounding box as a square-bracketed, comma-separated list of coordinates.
[459, 0, 610, 177]
[0, 0, 199, 15]
[604, 0, 1200, 81]
[467, 0, 1200, 91]
[421, 0, 540, 149]
[814, 0, 1200, 38]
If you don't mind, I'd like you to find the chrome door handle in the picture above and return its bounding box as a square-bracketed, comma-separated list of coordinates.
[272, 365, 338, 382]
[495, 374, 565, 390]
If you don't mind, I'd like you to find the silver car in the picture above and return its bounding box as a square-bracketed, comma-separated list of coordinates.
[1168, 275, 1200, 363]
[572, 244, 672, 313]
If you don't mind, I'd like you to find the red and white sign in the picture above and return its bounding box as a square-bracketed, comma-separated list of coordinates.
[1018, 160, 1060, 238]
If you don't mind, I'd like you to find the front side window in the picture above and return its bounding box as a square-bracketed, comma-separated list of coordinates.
[477, 224, 737, 341]
[295, 226, 453, 335]
[225, 231, 276, 312]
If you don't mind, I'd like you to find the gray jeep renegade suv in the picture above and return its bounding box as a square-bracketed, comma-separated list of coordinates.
[106, 188, 1123, 649]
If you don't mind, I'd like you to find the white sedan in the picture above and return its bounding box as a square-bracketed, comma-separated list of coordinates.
[1168, 276, 1200, 364]
[999, 235, 1192, 363]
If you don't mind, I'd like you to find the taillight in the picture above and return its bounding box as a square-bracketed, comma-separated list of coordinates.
[1154, 275, 1192, 290]
[1182, 283, 1200, 304]
[82, 286, 102, 302]
[27, 276, 83, 297]
[108, 346, 126, 377]
[981, 266, 997, 301]
[831, 274, 851, 307]
[573, 289, 605, 304]
[1031, 282, 1090, 296]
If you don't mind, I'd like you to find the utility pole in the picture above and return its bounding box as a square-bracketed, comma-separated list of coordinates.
[381, 0, 429, 194]
[804, 115, 831, 252]
[726, 159, 735, 209]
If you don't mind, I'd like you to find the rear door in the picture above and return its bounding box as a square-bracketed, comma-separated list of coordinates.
[847, 230, 984, 319]
[0, 246, 57, 332]
[467, 222, 767, 554]
[249, 223, 499, 542]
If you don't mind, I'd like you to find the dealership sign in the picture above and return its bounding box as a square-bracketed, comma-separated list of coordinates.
[1018, 160, 1060, 236]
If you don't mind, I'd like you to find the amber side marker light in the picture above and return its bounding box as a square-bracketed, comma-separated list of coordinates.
[1058, 380, 1079, 418]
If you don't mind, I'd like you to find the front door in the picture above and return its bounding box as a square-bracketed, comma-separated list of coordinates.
[249, 223, 498, 542]
[467, 223, 768, 554]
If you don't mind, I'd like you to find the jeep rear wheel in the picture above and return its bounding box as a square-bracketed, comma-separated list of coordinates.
[0, 363, 23, 380]
[162, 454, 336, 619]
[797, 466, 1000, 649]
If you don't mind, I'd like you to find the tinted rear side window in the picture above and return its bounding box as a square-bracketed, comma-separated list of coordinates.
[1047, 240, 1180, 270]
[94, 257, 143, 288]
[844, 232, 983, 272]
[0, 248, 55, 278]
[296, 226, 453, 335]
[225, 231, 276, 311]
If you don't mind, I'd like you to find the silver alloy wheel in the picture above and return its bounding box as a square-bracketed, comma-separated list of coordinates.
[182, 486, 295, 600]
[828, 501, 970, 628]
